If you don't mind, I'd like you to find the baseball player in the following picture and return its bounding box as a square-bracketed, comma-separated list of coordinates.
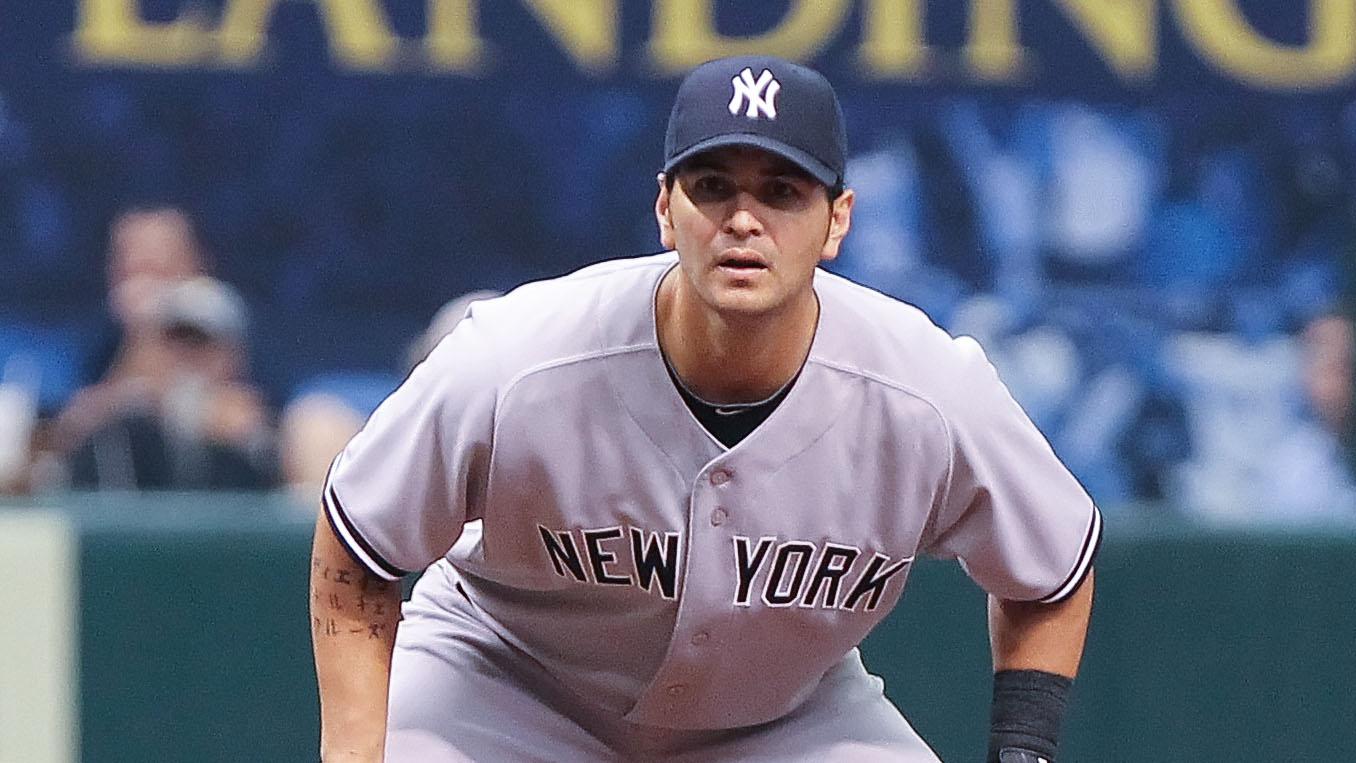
[310, 55, 1099, 763]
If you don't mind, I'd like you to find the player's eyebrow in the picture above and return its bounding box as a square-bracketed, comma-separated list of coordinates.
[766, 162, 816, 183]
[679, 157, 727, 174]
[680, 156, 814, 182]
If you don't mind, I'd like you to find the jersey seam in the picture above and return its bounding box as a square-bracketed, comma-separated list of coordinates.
[498, 343, 658, 406]
[483, 256, 691, 517]
[481, 254, 672, 399]
[491, 343, 709, 487]
[806, 356, 958, 516]
[493, 256, 673, 398]
[812, 275, 964, 518]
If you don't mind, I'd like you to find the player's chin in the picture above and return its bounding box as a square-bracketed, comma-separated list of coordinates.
[705, 285, 783, 317]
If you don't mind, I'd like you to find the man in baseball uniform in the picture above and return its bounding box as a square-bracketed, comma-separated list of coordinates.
[311, 55, 1099, 763]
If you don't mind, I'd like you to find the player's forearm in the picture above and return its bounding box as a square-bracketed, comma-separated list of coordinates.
[988, 569, 1094, 677]
[310, 511, 402, 762]
[985, 571, 1094, 761]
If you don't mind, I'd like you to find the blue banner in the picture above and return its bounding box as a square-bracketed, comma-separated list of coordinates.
[4, 1, 1355, 94]
[0, 1, 1352, 511]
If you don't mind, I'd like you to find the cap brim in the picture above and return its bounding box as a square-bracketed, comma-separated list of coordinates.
[663, 134, 839, 188]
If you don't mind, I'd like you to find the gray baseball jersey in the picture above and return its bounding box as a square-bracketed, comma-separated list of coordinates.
[323, 253, 1101, 760]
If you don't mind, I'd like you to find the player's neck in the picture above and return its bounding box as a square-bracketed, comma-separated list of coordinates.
[656, 269, 818, 405]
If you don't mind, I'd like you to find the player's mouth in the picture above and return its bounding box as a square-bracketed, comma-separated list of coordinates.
[715, 249, 770, 275]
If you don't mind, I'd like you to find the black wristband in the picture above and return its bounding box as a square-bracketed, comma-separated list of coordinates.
[987, 669, 1072, 763]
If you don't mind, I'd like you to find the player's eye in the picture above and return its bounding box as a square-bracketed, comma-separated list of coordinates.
[687, 174, 735, 202]
[762, 178, 806, 208]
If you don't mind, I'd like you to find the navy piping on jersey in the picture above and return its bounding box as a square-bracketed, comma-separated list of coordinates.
[323, 483, 409, 580]
[1036, 506, 1102, 604]
[663, 355, 797, 448]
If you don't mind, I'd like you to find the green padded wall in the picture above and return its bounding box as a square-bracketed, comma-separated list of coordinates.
[74, 496, 318, 762]
[56, 496, 1355, 762]
[864, 523, 1356, 761]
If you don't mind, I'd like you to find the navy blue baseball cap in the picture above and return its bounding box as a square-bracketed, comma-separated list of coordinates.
[663, 55, 847, 189]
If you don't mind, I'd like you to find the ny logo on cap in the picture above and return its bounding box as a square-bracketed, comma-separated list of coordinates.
[728, 67, 780, 120]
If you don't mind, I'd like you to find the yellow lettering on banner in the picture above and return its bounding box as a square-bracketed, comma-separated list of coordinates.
[964, 0, 1029, 81]
[216, 0, 399, 71]
[521, 0, 619, 74]
[1173, 0, 1356, 89]
[1053, 0, 1156, 81]
[858, 0, 932, 79]
[648, 0, 851, 73]
[72, 0, 215, 66]
[425, 0, 487, 72]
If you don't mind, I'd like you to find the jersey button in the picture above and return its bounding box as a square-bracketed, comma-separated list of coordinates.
[709, 468, 732, 486]
[710, 508, 727, 527]
[690, 631, 709, 646]
[666, 683, 687, 697]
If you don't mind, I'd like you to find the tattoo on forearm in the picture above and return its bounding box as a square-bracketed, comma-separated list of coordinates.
[310, 562, 397, 641]
[355, 595, 388, 616]
[310, 614, 344, 637]
[359, 575, 392, 593]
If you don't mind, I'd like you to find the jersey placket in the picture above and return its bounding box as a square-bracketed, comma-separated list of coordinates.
[623, 459, 746, 727]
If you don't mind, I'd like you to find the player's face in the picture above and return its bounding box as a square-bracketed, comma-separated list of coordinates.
[656, 146, 854, 318]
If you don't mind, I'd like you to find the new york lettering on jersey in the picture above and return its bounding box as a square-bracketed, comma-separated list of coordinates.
[324, 254, 1101, 731]
[535, 524, 913, 610]
[537, 524, 682, 599]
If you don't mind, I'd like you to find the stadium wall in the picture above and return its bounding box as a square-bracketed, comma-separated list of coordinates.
[4, 495, 1350, 762]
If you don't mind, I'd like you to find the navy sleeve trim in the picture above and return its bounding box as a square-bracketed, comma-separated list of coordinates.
[1036, 506, 1102, 604]
[322, 482, 408, 581]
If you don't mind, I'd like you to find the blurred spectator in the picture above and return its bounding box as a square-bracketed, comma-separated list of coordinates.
[41, 206, 210, 460]
[279, 289, 501, 499]
[1259, 310, 1356, 520]
[1164, 325, 1299, 522]
[1301, 311, 1355, 444]
[1168, 309, 1356, 523]
[13, 206, 216, 492]
[55, 276, 276, 490]
[85, 206, 208, 384]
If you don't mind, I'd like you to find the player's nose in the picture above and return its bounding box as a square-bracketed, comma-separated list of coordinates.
[723, 205, 764, 239]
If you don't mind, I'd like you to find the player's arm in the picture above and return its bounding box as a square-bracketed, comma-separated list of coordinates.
[306, 309, 494, 760]
[310, 509, 403, 762]
[985, 570, 1095, 763]
[921, 337, 1102, 762]
[990, 567, 1093, 676]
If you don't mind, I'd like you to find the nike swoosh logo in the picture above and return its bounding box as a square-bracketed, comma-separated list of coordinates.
[713, 407, 744, 416]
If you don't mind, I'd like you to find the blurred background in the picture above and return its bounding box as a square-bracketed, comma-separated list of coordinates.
[0, 1, 1353, 761]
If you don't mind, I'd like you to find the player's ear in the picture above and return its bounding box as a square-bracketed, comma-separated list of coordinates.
[819, 187, 854, 264]
[655, 172, 676, 250]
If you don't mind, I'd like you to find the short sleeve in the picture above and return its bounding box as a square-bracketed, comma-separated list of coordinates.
[321, 314, 497, 580]
[920, 337, 1101, 603]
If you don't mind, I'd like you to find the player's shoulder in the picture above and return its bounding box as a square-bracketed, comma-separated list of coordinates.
[517, 252, 674, 290]
[435, 252, 672, 375]
[473, 251, 670, 334]
[812, 269, 996, 399]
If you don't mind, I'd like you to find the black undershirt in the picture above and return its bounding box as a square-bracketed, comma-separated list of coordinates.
[664, 359, 795, 448]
